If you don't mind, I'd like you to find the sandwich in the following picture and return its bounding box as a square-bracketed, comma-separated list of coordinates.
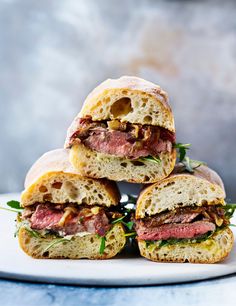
[134, 164, 234, 263]
[18, 149, 126, 259]
[65, 76, 176, 183]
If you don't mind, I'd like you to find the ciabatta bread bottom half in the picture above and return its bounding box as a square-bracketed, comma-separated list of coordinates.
[18, 223, 125, 259]
[70, 144, 176, 184]
[138, 227, 233, 263]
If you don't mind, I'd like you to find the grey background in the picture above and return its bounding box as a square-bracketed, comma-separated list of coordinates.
[1, 0, 236, 200]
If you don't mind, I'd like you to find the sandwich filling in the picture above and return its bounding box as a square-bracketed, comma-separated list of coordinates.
[135, 205, 229, 242]
[67, 116, 175, 159]
[21, 203, 122, 237]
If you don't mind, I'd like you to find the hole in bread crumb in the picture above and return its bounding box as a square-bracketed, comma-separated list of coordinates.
[98, 194, 103, 200]
[64, 181, 79, 200]
[122, 90, 128, 94]
[121, 162, 127, 168]
[143, 115, 152, 124]
[43, 193, 52, 201]
[110, 97, 132, 118]
[144, 175, 150, 182]
[142, 98, 148, 103]
[52, 182, 62, 189]
[90, 237, 94, 243]
[131, 161, 144, 166]
[39, 185, 48, 193]
[165, 182, 175, 187]
[43, 251, 49, 257]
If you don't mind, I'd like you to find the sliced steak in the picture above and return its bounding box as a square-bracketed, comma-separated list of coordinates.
[67, 117, 175, 159]
[84, 127, 172, 159]
[29, 204, 110, 236]
[137, 206, 228, 229]
[136, 221, 216, 240]
[31, 204, 63, 230]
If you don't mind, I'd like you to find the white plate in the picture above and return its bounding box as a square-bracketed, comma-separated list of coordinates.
[0, 193, 236, 286]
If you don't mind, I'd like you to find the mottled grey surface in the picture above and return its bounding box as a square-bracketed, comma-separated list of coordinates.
[1, 276, 236, 306]
[1, 0, 236, 199]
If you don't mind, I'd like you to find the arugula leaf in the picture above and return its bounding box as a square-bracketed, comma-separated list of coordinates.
[145, 240, 155, 248]
[125, 221, 134, 230]
[182, 156, 194, 173]
[174, 143, 206, 173]
[0, 207, 22, 213]
[139, 155, 161, 164]
[99, 236, 106, 254]
[181, 157, 207, 174]
[111, 216, 125, 224]
[43, 238, 71, 252]
[174, 143, 191, 162]
[0, 200, 23, 213]
[25, 227, 41, 238]
[111, 216, 134, 230]
[224, 204, 236, 219]
[7, 200, 22, 210]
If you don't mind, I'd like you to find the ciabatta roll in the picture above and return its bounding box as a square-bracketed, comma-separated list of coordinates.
[135, 165, 234, 263]
[18, 149, 126, 259]
[65, 76, 176, 183]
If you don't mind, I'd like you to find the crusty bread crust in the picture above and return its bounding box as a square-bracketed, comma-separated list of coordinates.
[69, 143, 176, 184]
[136, 165, 226, 218]
[65, 76, 175, 148]
[24, 149, 75, 189]
[18, 223, 126, 259]
[173, 164, 225, 192]
[21, 149, 120, 207]
[138, 227, 234, 263]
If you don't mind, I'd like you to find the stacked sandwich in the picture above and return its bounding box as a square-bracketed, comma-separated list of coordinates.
[18, 76, 234, 263]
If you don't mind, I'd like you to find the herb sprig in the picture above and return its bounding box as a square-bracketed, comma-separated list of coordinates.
[174, 143, 206, 173]
[43, 237, 71, 252]
[99, 236, 106, 254]
[111, 216, 134, 230]
[139, 155, 161, 164]
[224, 204, 236, 219]
[181, 157, 207, 173]
[174, 143, 191, 161]
[0, 200, 23, 213]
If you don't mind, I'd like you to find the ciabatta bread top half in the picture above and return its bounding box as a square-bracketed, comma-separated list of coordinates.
[65, 76, 175, 148]
[21, 149, 120, 207]
[136, 165, 225, 219]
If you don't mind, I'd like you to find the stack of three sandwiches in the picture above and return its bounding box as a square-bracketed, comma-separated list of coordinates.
[18, 76, 234, 263]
